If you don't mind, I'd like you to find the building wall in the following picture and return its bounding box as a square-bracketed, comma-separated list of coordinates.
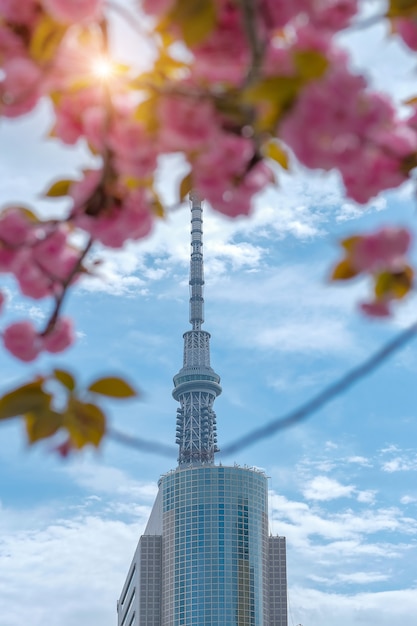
[117, 466, 288, 626]
[268, 536, 288, 626]
[117, 535, 162, 626]
[160, 465, 269, 626]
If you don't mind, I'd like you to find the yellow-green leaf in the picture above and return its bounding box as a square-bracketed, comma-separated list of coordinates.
[374, 267, 413, 299]
[293, 50, 328, 81]
[179, 172, 193, 202]
[169, 0, 217, 47]
[65, 401, 106, 448]
[54, 369, 75, 391]
[331, 259, 359, 281]
[0, 381, 49, 421]
[341, 236, 361, 253]
[403, 95, 417, 106]
[25, 409, 63, 444]
[87, 377, 137, 398]
[30, 14, 67, 63]
[44, 179, 73, 198]
[386, 0, 417, 18]
[133, 96, 159, 134]
[243, 76, 301, 132]
[151, 192, 165, 218]
[263, 140, 290, 170]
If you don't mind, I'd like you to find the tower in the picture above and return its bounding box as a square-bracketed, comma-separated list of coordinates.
[173, 192, 221, 466]
[117, 196, 288, 626]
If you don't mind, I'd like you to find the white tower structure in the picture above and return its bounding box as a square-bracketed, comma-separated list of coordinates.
[117, 196, 288, 626]
[173, 192, 221, 466]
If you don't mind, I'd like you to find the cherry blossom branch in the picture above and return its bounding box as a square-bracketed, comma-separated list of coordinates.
[42, 236, 93, 336]
[239, 0, 266, 86]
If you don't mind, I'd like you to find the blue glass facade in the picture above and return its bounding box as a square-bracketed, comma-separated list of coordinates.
[161, 466, 269, 626]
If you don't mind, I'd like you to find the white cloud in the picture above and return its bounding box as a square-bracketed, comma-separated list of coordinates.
[267, 371, 326, 392]
[336, 197, 386, 222]
[309, 571, 390, 585]
[346, 455, 372, 467]
[0, 509, 142, 626]
[290, 586, 417, 626]
[303, 476, 355, 501]
[382, 456, 417, 473]
[357, 490, 377, 504]
[400, 495, 417, 505]
[64, 463, 158, 501]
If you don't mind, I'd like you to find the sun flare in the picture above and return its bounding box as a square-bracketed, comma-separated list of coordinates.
[91, 56, 114, 80]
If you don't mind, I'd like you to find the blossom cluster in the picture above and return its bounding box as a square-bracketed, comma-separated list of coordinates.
[0, 207, 78, 359]
[1, 0, 417, 362]
[332, 227, 413, 317]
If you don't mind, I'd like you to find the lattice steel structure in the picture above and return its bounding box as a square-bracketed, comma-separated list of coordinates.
[173, 193, 222, 466]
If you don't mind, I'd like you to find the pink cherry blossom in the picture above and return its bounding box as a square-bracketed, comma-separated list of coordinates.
[280, 57, 417, 202]
[192, 132, 275, 216]
[43, 317, 74, 353]
[0, 56, 42, 117]
[41, 0, 103, 23]
[341, 149, 408, 204]
[3, 320, 41, 362]
[157, 95, 218, 153]
[109, 115, 158, 179]
[195, 133, 254, 180]
[0, 248, 19, 272]
[33, 227, 79, 282]
[53, 438, 74, 458]
[0, 0, 39, 26]
[311, 0, 358, 32]
[52, 87, 105, 146]
[0, 290, 5, 313]
[141, 0, 175, 16]
[0, 26, 26, 61]
[359, 300, 391, 318]
[395, 18, 417, 51]
[259, 0, 307, 29]
[350, 228, 411, 273]
[75, 189, 153, 248]
[259, 0, 357, 32]
[69, 169, 102, 209]
[14, 250, 53, 299]
[191, 3, 250, 85]
[195, 159, 273, 217]
[0, 207, 34, 246]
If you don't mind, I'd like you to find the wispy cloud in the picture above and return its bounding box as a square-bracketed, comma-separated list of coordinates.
[302, 476, 355, 501]
[382, 457, 417, 472]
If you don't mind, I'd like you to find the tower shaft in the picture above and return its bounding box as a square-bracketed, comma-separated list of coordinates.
[173, 194, 221, 466]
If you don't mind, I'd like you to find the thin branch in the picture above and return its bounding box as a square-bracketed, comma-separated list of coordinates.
[220, 319, 417, 457]
[42, 237, 94, 335]
[107, 427, 176, 457]
[239, 0, 266, 87]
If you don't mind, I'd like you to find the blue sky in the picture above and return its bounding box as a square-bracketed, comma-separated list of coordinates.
[1, 6, 417, 626]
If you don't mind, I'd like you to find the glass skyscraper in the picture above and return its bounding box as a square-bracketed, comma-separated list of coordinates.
[117, 196, 288, 626]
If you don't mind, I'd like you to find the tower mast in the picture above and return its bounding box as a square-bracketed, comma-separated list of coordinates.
[173, 193, 222, 466]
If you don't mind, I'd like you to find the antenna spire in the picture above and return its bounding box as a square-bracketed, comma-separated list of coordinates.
[172, 195, 222, 466]
[189, 191, 204, 330]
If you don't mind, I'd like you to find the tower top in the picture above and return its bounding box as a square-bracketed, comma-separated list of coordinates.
[172, 195, 221, 466]
[189, 192, 204, 331]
